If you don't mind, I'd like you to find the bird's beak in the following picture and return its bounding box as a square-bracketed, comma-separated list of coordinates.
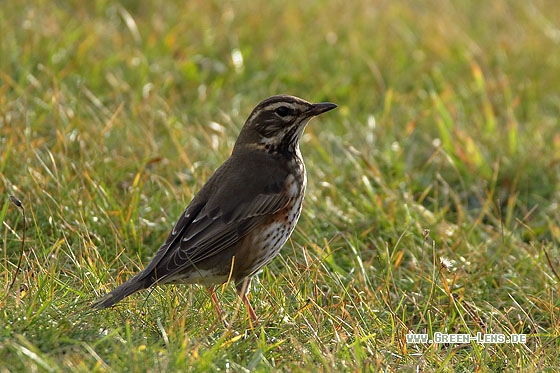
[308, 102, 337, 116]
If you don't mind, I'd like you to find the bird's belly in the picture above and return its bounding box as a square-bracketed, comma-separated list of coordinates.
[246, 189, 304, 276]
[166, 270, 230, 286]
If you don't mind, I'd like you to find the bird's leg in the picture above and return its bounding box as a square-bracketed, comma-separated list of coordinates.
[208, 286, 228, 327]
[237, 278, 257, 321]
[242, 293, 258, 321]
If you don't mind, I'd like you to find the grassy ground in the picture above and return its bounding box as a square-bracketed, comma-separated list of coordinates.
[1, 0, 559, 371]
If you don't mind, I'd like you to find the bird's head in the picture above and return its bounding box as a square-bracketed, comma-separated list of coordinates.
[234, 95, 337, 155]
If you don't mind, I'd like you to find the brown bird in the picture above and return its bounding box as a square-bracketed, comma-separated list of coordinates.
[92, 95, 337, 321]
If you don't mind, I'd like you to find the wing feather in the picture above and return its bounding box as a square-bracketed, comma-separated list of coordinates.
[141, 151, 294, 283]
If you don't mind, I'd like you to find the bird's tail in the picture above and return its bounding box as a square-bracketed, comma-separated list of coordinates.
[92, 274, 152, 309]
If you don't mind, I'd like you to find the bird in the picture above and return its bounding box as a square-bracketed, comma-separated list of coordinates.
[92, 95, 337, 322]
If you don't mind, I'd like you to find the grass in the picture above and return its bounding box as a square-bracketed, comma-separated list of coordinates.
[1, 0, 559, 371]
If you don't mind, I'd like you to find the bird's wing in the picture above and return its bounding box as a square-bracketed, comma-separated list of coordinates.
[139, 154, 294, 283]
[176, 192, 289, 261]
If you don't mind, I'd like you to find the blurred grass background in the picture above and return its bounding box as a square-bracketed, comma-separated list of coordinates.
[1, 0, 559, 371]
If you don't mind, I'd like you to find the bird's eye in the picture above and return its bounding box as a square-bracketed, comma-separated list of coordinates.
[275, 106, 291, 117]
